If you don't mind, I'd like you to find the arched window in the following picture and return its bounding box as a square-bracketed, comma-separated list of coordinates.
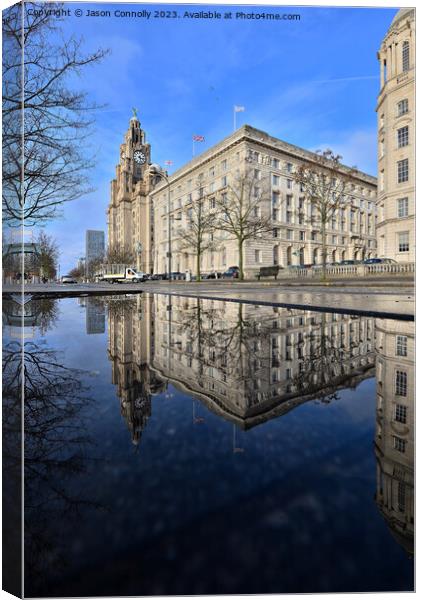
[402, 41, 410, 72]
[299, 247, 305, 265]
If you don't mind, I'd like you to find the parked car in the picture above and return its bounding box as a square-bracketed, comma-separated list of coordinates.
[338, 259, 361, 266]
[61, 275, 78, 284]
[363, 258, 397, 265]
[222, 266, 239, 279]
[203, 272, 222, 279]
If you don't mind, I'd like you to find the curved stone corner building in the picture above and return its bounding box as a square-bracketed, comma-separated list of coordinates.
[376, 8, 415, 262]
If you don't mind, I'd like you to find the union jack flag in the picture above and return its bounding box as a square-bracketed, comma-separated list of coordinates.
[192, 135, 205, 142]
[164, 160, 173, 166]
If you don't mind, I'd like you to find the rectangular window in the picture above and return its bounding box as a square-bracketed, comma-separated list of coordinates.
[286, 195, 292, 207]
[255, 249, 262, 263]
[272, 158, 280, 169]
[395, 404, 407, 424]
[286, 162, 293, 173]
[311, 231, 317, 241]
[286, 179, 293, 189]
[393, 436, 406, 453]
[396, 335, 408, 357]
[272, 174, 279, 186]
[221, 159, 227, 171]
[299, 231, 305, 241]
[398, 231, 409, 252]
[397, 159, 409, 183]
[254, 169, 261, 180]
[397, 126, 409, 148]
[286, 229, 293, 240]
[397, 197, 408, 218]
[398, 481, 406, 512]
[272, 191, 279, 204]
[402, 40, 409, 72]
[273, 228, 279, 238]
[221, 176, 227, 187]
[397, 99, 409, 116]
[299, 198, 305, 209]
[395, 370, 407, 396]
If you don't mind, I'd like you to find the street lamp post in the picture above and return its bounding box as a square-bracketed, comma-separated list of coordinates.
[135, 241, 143, 272]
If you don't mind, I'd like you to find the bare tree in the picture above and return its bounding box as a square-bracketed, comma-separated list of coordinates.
[291, 313, 374, 403]
[214, 168, 273, 280]
[85, 254, 105, 279]
[31, 230, 59, 279]
[293, 150, 356, 280]
[176, 180, 217, 281]
[2, 2, 108, 226]
[105, 243, 134, 265]
[67, 265, 84, 279]
[2, 340, 100, 592]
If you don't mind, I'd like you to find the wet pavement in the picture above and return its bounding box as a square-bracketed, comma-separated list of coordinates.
[3, 280, 415, 320]
[3, 292, 414, 596]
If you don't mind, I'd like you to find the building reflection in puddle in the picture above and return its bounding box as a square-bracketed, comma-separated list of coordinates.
[1, 291, 414, 595]
[374, 318, 414, 555]
[102, 293, 414, 556]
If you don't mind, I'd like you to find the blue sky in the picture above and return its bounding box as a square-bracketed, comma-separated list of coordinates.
[36, 2, 397, 273]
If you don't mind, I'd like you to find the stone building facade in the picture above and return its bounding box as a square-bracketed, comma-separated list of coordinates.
[374, 317, 414, 554]
[107, 120, 377, 277]
[376, 8, 415, 262]
[151, 126, 377, 277]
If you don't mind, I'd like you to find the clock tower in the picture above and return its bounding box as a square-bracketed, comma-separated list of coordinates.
[107, 111, 155, 273]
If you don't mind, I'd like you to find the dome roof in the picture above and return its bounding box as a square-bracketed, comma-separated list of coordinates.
[389, 8, 415, 31]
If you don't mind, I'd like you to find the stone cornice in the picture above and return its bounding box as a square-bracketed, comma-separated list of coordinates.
[150, 124, 377, 196]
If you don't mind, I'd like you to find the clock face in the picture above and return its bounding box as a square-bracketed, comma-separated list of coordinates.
[134, 150, 146, 165]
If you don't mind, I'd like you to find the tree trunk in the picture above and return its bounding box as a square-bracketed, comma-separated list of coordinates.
[321, 224, 327, 282]
[238, 239, 244, 281]
[196, 249, 201, 282]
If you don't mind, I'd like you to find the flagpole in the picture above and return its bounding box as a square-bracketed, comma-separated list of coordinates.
[192, 139, 195, 157]
[233, 106, 236, 132]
